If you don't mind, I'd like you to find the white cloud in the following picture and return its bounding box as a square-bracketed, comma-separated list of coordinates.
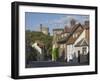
[39, 15, 89, 28]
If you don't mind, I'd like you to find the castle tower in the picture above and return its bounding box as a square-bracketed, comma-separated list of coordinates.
[39, 24, 49, 35]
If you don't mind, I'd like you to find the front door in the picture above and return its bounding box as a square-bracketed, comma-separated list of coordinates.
[78, 50, 80, 63]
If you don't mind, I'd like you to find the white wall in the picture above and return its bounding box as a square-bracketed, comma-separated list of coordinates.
[67, 28, 86, 59]
[67, 44, 74, 61]
[74, 29, 85, 45]
[74, 46, 88, 58]
[0, 0, 99, 81]
[73, 29, 88, 57]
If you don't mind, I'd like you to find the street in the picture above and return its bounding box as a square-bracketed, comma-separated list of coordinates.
[26, 61, 89, 68]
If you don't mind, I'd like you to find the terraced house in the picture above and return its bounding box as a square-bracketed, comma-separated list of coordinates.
[53, 20, 89, 64]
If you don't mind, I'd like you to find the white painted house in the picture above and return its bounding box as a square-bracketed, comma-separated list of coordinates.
[66, 24, 89, 62]
[57, 23, 89, 63]
[32, 41, 44, 61]
[32, 42, 42, 54]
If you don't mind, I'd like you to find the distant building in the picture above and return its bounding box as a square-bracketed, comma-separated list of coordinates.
[40, 24, 49, 35]
[70, 19, 76, 27]
[32, 40, 45, 61]
[52, 28, 64, 61]
[52, 28, 64, 43]
[53, 28, 64, 35]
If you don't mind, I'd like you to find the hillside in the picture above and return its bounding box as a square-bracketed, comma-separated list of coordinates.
[25, 30, 53, 64]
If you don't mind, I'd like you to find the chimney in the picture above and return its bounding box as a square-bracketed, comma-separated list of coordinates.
[64, 26, 68, 32]
[70, 19, 76, 27]
[84, 21, 89, 27]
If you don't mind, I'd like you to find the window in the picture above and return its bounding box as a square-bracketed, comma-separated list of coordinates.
[82, 47, 87, 55]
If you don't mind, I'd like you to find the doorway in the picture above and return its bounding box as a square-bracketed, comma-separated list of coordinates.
[78, 50, 80, 63]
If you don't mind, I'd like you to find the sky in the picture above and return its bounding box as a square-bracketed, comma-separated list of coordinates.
[25, 12, 89, 34]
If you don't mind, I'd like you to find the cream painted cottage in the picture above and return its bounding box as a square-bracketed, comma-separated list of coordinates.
[57, 21, 89, 63]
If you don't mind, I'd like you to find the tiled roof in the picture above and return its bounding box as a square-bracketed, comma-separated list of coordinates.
[53, 28, 64, 31]
[66, 29, 83, 44]
[63, 26, 72, 33]
[57, 23, 84, 44]
[57, 37, 68, 43]
[82, 25, 89, 29]
[35, 40, 45, 47]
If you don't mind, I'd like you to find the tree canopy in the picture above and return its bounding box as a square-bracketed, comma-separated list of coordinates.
[25, 30, 53, 63]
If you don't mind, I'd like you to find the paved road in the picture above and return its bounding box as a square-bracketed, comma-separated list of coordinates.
[26, 61, 89, 68]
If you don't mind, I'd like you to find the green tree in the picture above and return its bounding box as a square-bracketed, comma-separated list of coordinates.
[25, 30, 53, 61]
[52, 48, 59, 61]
